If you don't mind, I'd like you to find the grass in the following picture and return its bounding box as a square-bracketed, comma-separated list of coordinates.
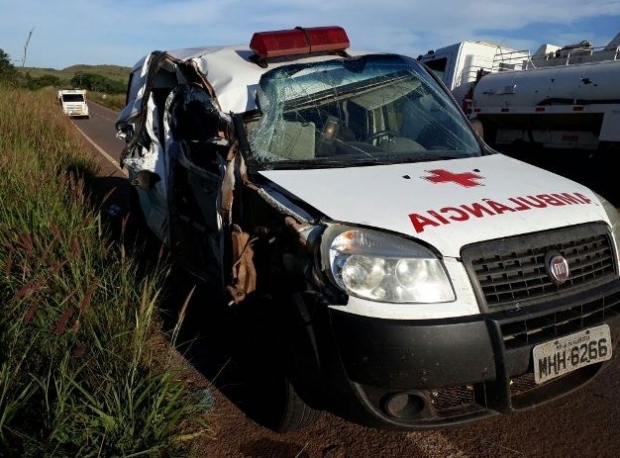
[89, 91, 127, 111]
[0, 83, 210, 457]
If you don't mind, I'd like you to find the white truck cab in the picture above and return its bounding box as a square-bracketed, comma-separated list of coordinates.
[58, 89, 90, 119]
[417, 40, 529, 111]
[116, 26, 620, 432]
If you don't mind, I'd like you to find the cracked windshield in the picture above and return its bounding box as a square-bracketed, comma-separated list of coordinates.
[247, 54, 482, 167]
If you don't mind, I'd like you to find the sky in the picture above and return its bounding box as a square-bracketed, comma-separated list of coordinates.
[1, 0, 620, 70]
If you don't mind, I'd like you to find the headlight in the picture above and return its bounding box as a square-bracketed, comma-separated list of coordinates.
[320, 225, 455, 303]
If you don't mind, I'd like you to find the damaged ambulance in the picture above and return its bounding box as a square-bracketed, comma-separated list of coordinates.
[116, 26, 620, 432]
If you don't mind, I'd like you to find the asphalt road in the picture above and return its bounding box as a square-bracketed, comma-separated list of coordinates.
[74, 104, 620, 458]
[73, 102, 126, 178]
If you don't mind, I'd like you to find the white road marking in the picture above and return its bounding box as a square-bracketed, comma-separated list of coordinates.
[74, 124, 128, 177]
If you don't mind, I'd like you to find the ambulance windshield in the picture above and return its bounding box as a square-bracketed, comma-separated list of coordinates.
[247, 54, 483, 168]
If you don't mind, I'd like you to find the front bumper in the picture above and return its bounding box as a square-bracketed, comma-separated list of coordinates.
[323, 278, 620, 430]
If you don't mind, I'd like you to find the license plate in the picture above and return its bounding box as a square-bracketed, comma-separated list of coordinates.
[533, 324, 612, 384]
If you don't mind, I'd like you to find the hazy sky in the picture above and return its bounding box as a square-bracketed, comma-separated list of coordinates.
[2, 0, 620, 69]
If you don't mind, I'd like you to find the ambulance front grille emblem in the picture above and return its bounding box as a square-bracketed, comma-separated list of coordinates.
[546, 253, 570, 285]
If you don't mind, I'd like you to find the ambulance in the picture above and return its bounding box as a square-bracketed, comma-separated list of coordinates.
[115, 26, 620, 432]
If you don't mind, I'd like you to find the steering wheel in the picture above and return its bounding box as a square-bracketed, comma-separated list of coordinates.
[365, 130, 399, 143]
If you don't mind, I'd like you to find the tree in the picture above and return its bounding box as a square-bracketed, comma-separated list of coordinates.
[0, 48, 18, 84]
[25, 73, 61, 90]
[70, 72, 126, 94]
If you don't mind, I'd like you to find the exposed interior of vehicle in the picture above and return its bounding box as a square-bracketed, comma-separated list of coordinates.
[246, 56, 482, 166]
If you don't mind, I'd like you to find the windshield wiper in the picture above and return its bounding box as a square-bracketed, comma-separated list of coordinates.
[251, 157, 395, 170]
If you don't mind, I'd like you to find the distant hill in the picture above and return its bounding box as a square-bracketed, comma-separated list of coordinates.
[18, 64, 131, 84]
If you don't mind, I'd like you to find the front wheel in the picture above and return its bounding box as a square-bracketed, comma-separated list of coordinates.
[258, 374, 324, 433]
[236, 297, 324, 432]
[240, 349, 324, 432]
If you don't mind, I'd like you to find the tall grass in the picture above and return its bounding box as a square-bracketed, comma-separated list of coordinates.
[89, 91, 127, 111]
[0, 85, 209, 457]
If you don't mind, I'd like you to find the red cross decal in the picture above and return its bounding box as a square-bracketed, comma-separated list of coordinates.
[422, 169, 485, 187]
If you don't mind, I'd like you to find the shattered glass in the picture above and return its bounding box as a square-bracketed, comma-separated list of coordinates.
[247, 54, 483, 167]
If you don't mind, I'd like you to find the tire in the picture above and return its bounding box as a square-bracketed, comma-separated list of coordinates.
[237, 298, 324, 432]
[276, 377, 324, 432]
[246, 361, 323, 433]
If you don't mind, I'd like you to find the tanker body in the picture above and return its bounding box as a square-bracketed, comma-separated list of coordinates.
[419, 32, 620, 151]
[471, 58, 620, 150]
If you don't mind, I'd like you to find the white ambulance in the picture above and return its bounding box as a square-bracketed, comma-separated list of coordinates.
[116, 26, 620, 432]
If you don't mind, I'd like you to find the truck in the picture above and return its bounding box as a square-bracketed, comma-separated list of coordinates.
[57, 89, 90, 119]
[116, 26, 620, 433]
[418, 32, 620, 152]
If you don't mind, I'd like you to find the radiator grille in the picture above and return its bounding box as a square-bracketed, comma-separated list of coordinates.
[430, 385, 475, 412]
[500, 290, 620, 348]
[463, 223, 616, 310]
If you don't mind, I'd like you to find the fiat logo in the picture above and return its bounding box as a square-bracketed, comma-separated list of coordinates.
[546, 253, 570, 285]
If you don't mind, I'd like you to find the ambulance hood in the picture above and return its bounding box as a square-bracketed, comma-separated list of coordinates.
[259, 154, 609, 258]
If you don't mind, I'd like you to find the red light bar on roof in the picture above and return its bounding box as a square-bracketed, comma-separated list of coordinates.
[250, 26, 350, 60]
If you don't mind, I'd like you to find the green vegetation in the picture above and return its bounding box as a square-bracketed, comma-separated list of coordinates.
[0, 82, 210, 456]
[18, 70, 129, 94]
[0, 49, 19, 85]
[91, 91, 127, 111]
[24, 64, 131, 83]
[68, 72, 127, 95]
[1, 46, 131, 94]
[0, 44, 127, 113]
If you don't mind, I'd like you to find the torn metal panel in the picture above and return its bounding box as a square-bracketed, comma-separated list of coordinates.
[118, 51, 236, 243]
